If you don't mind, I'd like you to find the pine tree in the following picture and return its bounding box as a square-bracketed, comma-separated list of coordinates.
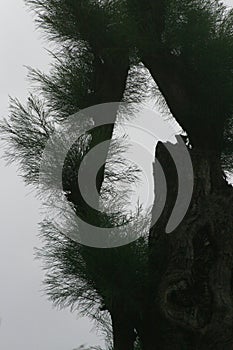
[1, 1, 233, 349]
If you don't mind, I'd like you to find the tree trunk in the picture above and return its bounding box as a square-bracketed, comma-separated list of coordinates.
[147, 141, 233, 349]
[111, 309, 136, 350]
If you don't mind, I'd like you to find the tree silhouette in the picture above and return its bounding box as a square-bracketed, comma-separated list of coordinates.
[1, 1, 233, 349]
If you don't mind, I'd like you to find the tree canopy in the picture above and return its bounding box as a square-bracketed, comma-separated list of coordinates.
[1, 1, 233, 349]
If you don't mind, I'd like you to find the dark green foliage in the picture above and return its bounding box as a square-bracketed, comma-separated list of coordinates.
[36, 220, 148, 318]
[126, 0, 233, 163]
[1, 0, 233, 349]
[36, 211, 149, 349]
[27, 45, 97, 117]
[1, 96, 54, 185]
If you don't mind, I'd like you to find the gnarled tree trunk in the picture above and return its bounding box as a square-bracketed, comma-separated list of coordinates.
[146, 141, 233, 349]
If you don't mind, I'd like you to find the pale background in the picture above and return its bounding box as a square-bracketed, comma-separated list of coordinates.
[0, 0, 233, 349]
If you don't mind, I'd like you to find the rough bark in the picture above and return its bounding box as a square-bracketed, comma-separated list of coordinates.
[146, 141, 233, 350]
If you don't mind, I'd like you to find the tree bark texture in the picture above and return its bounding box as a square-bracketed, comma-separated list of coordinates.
[146, 142, 233, 350]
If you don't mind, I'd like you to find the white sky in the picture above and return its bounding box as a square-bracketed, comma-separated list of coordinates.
[0, 1, 233, 349]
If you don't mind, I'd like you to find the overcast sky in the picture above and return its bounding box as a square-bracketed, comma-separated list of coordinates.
[1, 1, 233, 350]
